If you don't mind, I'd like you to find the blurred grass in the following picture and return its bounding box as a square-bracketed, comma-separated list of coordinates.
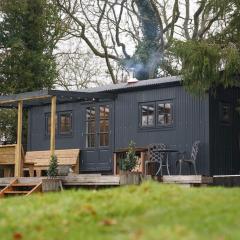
[0, 181, 240, 240]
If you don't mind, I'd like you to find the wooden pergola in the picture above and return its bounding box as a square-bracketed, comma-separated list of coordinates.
[0, 89, 115, 177]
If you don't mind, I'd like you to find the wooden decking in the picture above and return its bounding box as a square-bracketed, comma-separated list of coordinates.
[0, 175, 214, 192]
[162, 175, 213, 185]
[212, 175, 240, 187]
[61, 174, 120, 186]
[0, 174, 120, 197]
[1, 174, 240, 198]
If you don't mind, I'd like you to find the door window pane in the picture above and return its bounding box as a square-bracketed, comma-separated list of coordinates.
[100, 105, 109, 119]
[87, 134, 96, 148]
[100, 133, 109, 147]
[100, 120, 109, 132]
[86, 121, 96, 134]
[99, 105, 110, 147]
[86, 107, 96, 148]
[86, 107, 95, 121]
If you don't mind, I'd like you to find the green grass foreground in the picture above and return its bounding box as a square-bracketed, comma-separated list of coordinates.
[0, 182, 240, 240]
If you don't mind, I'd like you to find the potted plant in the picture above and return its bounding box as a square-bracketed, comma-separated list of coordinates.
[42, 155, 63, 192]
[119, 141, 142, 185]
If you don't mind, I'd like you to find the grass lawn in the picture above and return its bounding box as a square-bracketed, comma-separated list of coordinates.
[0, 181, 240, 240]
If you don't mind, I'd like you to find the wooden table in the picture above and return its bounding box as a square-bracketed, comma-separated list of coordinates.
[113, 147, 148, 175]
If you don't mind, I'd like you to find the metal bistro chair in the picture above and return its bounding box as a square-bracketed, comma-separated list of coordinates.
[145, 143, 170, 176]
[176, 141, 200, 175]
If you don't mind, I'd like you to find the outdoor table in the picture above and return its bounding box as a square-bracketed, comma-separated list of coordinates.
[113, 147, 148, 175]
[152, 149, 179, 175]
[152, 149, 179, 153]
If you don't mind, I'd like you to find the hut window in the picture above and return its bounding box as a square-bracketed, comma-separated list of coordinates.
[220, 102, 232, 124]
[139, 100, 174, 129]
[140, 103, 155, 127]
[45, 113, 57, 136]
[157, 102, 173, 126]
[59, 111, 72, 135]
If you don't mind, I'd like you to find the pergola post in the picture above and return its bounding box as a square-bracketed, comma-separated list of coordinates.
[15, 100, 23, 177]
[50, 96, 57, 157]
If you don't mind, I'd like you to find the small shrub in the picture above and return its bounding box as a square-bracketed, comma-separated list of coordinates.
[48, 155, 58, 178]
[119, 141, 138, 172]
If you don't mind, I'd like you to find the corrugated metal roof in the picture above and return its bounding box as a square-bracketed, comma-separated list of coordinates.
[83, 76, 181, 93]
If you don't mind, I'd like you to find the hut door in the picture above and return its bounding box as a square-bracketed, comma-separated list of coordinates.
[81, 103, 113, 172]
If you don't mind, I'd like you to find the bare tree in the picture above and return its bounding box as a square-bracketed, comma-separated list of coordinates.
[55, 0, 235, 83]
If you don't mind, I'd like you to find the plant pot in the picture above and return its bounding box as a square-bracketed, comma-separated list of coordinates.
[119, 171, 142, 185]
[42, 178, 62, 192]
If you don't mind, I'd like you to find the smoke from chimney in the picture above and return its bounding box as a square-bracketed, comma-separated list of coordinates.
[127, 68, 139, 84]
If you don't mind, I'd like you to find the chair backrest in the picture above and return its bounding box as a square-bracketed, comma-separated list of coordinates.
[148, 143, 167, 162]
[191, 141, 200, 161]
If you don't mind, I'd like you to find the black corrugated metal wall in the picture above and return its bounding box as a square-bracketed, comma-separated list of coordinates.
[28, 85, 211, 175]
[114, 86, 210, 175]
[209, 87, 240, 175]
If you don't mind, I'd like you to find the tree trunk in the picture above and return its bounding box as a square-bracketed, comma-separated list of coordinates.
[133, 0, 162, 80]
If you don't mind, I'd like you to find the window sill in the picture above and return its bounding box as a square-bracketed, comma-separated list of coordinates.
[138, 125, 175, 132]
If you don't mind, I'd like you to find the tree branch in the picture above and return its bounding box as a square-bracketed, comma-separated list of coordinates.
[192, 0, 206, 39]
[184, 0, 190, 40]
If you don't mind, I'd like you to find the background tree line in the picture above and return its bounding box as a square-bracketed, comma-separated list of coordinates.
[0, 0, 64, 143]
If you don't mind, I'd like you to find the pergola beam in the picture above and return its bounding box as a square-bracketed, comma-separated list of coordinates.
[0, 90, 116, 108]
[0, 90, 51, 105]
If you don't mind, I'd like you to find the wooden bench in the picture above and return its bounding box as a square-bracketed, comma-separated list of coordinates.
[0, 145, 16, 177]
[25, 149, 80, 177]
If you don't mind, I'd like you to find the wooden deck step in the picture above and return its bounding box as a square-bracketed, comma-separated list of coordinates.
[4, 191, 30, 194]
[0, 184, 8, 190]
[0, 178, 42, 197]
[11, 183, 37, 187]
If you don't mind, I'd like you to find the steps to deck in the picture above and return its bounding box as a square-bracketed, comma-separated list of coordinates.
[4, 191, 30, 195]
[0, 179, 42, 197]
[0, 184, 7, 191]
